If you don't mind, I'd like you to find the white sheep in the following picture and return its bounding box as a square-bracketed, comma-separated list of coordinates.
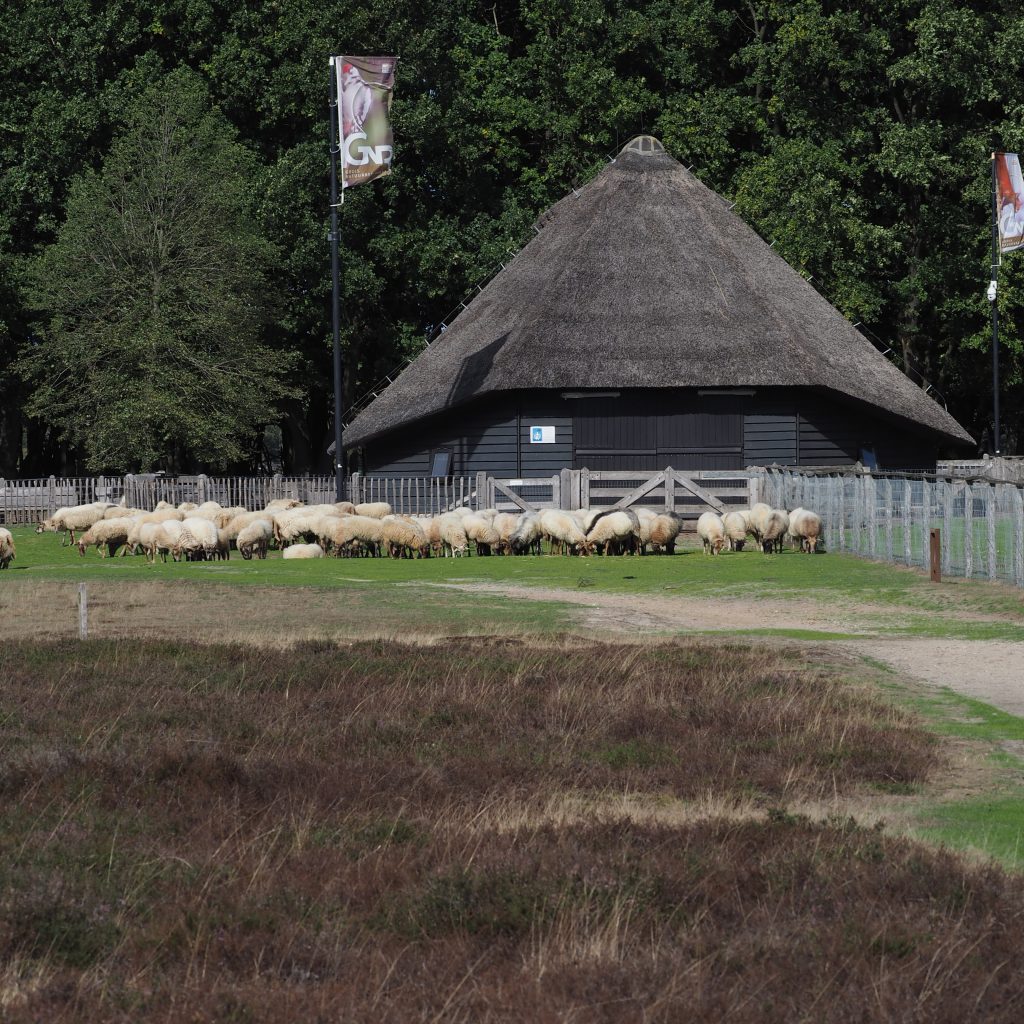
[152, 521, 184, 563]
[323, 515, 384, 557]
[646, 513, 682, 554]
[282, 543, 324, 559]
[354, 501, 391, 519]
[77, 518, 132, 558]
[492, 512, 520, 554]
[509, 511, 543, 555]
[381, 516, 430, 558]
[173, 517, 220, 561]
[36, 502, 111, 545]
[787, 508, 823, 553]
[264, 498, 302, 513]
[237, 519, 273, 560]
[760, 509, 791, 553]
[722, 510, 749, 551]
[0, 527, 14, 569]
[746, 503, 773, 546]
[539, 509, 590, 555]
[462, 513, 500, 555]
[212, 506, 248, 529]
[586, 510, 637, 555]
[696, 512, 727, 555]
[437, 513, 469, 557]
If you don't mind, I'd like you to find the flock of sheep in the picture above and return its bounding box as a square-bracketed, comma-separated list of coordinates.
[696, 504, 822, 555]
[17, 496, 823, 565]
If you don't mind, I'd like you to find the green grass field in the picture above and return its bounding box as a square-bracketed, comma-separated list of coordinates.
[5, 525, 1024, 642]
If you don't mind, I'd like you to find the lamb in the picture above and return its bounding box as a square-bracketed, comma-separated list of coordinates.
[787, 508, 823, 553]
[354, 502, 391, 519]
[215, 529, 231, 561]
[509, 511, 543, 555]
[437, 513, 469, 557]
[462, 514, 500, 555]
[586, 510, 637, 555]
[539, 509, 590, 555]
[696, 512, 727, 555]
[282, 543, 324, 559]
[36, 502, 111, 545]
[221, 510, 272, 543]
[0, 527, 14, 569]
[237, 519, 273, 560]
[77, 518, 132, 557]
[381, 516, 430, 558]
[722, 510, 749, 551]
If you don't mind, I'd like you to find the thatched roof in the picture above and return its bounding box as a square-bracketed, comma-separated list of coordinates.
[345, 136, 972, 448]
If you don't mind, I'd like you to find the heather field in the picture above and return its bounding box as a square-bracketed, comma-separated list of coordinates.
[4, 527, 1024, 1020]
[2, 637, 1024, 1022]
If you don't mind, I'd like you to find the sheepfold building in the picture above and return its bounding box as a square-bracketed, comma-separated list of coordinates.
[344, 136, 973, 476]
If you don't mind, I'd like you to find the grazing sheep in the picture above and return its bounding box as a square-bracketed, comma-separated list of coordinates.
[492, 512, 520, 555]
[334, 501, 356, 514]
[215, 529, 231, 561]
[174, 517, 220, 561]
[539, 509, 590, 555]
[222, 510, 272, 543]
[760, 509, 791, 553]
[282, 543, 324, 559]
[237, 519, 273, 560]
[354, 502, 391, 519]
[36, 502, 111, 545]
[437, 513, 469, 557]
[646, 513, 683, 554]
[696, 512, 727, 555]
[0, 527, 14, 569]
[787, 508, 823, 553]
[323, 515, 384, 557]
[462, 514, 500, 555]
[177, 502, 198, 513]
[414, 515, 443, 557]
[77, 518, 132, 558]
[381, 516, 430, 558]
[586, 510, 638, 555]
[509, 511, 543, 555]
[722, 511, 749, 551]
[192, 501, 223, 520]
[152, 521, 184, 563]
[746, 503, 773, 546]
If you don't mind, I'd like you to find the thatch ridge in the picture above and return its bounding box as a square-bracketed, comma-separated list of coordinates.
[345, 137, 973, 449]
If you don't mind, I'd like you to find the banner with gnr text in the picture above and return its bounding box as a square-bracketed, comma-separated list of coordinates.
[995, 152, 1024, 254]
[333, 56, 397, 189]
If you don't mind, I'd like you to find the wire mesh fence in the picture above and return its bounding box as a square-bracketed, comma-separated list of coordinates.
[753, 468, 1024, 588]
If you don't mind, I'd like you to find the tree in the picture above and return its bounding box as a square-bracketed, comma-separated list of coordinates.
[20, 67, 293, 472]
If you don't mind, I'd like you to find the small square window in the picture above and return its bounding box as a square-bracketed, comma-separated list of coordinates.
[430, 450, 452, 477]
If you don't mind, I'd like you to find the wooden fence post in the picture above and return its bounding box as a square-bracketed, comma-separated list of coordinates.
[987, 483, 998, 581]
[580, 467, 590, 510]
[78, 583, 88, 640]
[963, 483, 973, 579]
[930, 529, 941, 582]
[559, 468, 572, 510]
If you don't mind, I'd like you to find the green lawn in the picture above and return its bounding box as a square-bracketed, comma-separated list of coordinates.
[6, 525, 1024, 641]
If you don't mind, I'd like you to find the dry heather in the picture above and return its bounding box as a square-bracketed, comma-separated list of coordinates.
[0, 638, 1020, 1021]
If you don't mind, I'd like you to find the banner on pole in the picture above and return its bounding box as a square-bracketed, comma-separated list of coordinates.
[995, 152, 1024, 254]
[333, 55, 397, 189]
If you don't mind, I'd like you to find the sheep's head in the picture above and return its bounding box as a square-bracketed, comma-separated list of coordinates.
[711, 536, 726, 555]
[77, 537, 88, 556]
[35, 519, 53, 534]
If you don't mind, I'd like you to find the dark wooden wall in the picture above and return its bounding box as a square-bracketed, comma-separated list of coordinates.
[357, 388, 944, 476]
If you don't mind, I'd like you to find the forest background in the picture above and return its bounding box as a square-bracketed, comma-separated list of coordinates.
[1, 0, 1022, 475]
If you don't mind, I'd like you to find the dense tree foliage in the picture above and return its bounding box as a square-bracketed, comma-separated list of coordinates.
[1, 1, 1021, 473]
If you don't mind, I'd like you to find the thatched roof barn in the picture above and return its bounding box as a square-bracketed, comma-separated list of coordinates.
[345, 136, 972, 476]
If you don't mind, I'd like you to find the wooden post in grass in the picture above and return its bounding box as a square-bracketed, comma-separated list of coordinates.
[929, 529, 941, 583]
[78, 583, 88, 640]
